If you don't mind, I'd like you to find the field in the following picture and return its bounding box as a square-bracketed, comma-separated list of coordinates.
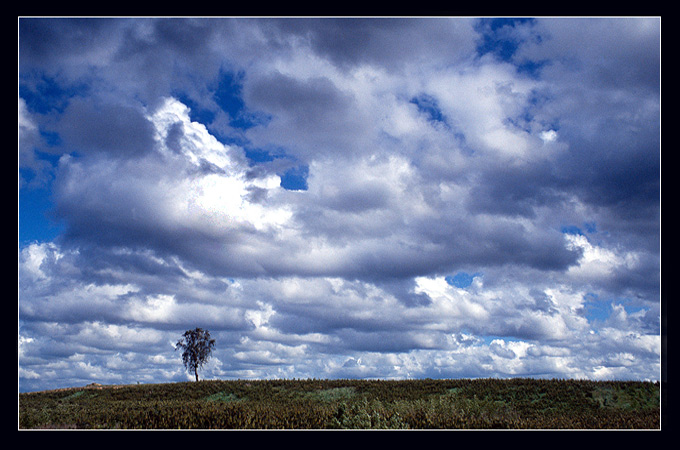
[19, 378, 660, 430]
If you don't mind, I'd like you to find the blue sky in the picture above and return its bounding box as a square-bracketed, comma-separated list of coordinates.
[19, 17, 661, 392]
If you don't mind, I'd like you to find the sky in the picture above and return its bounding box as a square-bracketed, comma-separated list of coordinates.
[18, 17, 661, 392]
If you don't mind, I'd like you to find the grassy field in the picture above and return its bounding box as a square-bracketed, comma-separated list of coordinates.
[18, 378, 660, 430]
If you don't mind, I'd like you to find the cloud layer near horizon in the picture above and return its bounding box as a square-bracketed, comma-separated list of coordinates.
[19, 18, 660, 391]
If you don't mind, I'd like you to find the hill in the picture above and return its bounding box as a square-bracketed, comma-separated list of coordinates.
[19, 378, 660, 429]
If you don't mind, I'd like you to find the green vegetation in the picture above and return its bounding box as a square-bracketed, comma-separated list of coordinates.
[19, 378, 660, 429]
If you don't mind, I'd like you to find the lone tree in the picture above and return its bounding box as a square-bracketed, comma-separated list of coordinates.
[175, 328, 216, 382]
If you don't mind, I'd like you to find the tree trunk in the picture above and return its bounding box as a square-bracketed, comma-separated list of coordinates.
[195, 368, 199, 382]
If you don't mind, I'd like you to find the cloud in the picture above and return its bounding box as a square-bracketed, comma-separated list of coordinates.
[515, 18, 660, 91]
[19, 239, 660, 388]
[56, 97, 157, 158]
[19, 18, 661, 391]
[47, 90, 583, 281]
[243, 71, 375, 160]
[50, 97, 296, 276]
[264, 18, 478, 71]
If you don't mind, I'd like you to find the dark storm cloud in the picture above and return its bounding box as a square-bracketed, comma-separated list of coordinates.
[243, 71, 370, 159]
[19, 18, 230, 107]
[148, 18, 217, 56]
[408, 210, 582, 274]
[516, 18, 660, 228]
[467, 160, 564, 218]
[19, 18, 123, 68]
[266, 18, 477, 70]
[556, 128, 660, 234]
[525, 18, 660, 93]
[321, 182, 393, 213]
[246, 72, 352, 127]
[56, 98, 156, 157]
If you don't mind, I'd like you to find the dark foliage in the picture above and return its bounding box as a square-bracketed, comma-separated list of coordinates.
[19, 378, 660, 429]
[175, 328, 215, 382]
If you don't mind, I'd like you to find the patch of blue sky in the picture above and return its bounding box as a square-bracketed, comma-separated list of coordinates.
[475, 18, 534, 62]
[39, 129, 62, 147]
[244, 148, 275, 164]
[279, 165, 309, 191]
[615, 297, 649, 314]
[214, 70, 247, 125]
[176, 70, 271, 145]
[177, 74, 299, 183]
[19, 148, 65, 246]
[475, 18, 548, 79]
[516, 59, 549, 78]
[173, 92, 217, 126]
[561, 225, 584, 236]
[445, 271, 482, 289]
[561, 222, 598, 236]
[209, 70, 309, 190]
[409, 94, 448, 127]
[19, 70, 72, 246]
[19, 182, 63, 245]
[214, 69, 270, 131]
[20, 73, 87, 114]
[583, 222, 597, 233]
[582, 293, 609, 323]
[582, 292, 652, 327]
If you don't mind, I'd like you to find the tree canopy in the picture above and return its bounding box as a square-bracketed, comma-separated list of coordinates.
[175, 328, 216, 382]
